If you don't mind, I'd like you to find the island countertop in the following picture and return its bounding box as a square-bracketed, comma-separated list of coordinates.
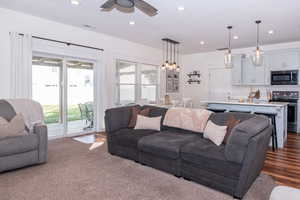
[203, 100, 289, 107]
[205, 100, 288, 148]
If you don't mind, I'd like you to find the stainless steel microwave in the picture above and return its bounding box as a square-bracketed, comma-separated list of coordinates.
[271, 70, 298, 85]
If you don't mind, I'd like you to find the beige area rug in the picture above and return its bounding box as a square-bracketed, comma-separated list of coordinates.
[0, 139, 277, 200]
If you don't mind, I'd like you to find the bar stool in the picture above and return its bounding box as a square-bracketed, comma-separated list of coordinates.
[207, 108, 226, 113]
[228, 110, 252, 114]
[254, 112, 278, 151]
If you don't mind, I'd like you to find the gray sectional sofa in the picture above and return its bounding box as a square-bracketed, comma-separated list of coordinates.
[0, 100, 48, 173]
[105, 105, 272, 199]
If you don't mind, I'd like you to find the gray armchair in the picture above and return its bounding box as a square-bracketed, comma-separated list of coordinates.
[0, 100, 48, 173]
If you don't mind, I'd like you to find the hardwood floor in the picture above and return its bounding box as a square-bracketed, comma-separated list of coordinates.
[263, 133, 300, 189]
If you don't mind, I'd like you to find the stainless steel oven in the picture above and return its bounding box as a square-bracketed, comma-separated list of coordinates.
[271, 70, 298, 85]
[272, 91, 300, 133]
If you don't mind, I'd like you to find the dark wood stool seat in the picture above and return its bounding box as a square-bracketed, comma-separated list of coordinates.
[207, 108, 226, 113]
[254, 112, 278, 151]
[229, 110, 252, 114]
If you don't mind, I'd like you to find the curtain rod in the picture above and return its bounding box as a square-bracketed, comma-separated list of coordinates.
[17, 33, 104, 52]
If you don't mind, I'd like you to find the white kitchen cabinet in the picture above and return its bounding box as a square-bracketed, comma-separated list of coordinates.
[242, 56, 266, 85]
[231, 54, 243, 85]
[266, 50, 300, 70]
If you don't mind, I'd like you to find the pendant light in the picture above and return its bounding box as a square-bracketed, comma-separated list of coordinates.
[161, 38, 180, 71]
[176, 44, 180, 72]
[224, 26, 233, 68]
[252, 20, 263, 66]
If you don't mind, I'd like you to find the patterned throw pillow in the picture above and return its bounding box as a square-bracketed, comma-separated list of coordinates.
[128, 107, 150, 128]
[0, 113, 26, 139]
[224, 116, 241, 144]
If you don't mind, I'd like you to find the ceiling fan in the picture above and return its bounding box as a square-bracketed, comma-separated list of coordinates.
[100, 0, 158, 17]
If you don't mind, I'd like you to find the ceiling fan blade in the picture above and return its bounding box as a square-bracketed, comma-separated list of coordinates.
[100, 0, 116, 9]
[133, 0, 158, 16]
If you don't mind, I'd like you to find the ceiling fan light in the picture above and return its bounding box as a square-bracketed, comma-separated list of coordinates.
[116, 0, 134, 8]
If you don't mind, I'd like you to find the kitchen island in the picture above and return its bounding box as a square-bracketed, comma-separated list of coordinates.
[205, 101, 288, 148]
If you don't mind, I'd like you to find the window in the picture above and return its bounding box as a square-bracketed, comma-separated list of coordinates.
[116, 60, 159, 105]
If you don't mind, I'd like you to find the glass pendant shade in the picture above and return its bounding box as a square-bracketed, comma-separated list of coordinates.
[224, 50, 232, 68]
[252, 20, 263, 66]
[224, 26, 233, 68]
[252, 47, 263, 66]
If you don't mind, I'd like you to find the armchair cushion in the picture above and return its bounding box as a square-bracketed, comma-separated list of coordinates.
[0, 113, 27, 139]
[0, 134, 38, 157]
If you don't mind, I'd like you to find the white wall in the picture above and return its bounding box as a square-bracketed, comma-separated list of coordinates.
[182, 41, 300, 107]
[0, 7, 162, 108]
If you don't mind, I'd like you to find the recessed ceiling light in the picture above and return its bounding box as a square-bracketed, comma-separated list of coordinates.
[268, 30, 275, 35]
[70, 0, 80, 5]
[233, 35, 239, 40]
[200, 41, 205, 45]
[129, 21, 135, 25]
[177, 6, 185, 11]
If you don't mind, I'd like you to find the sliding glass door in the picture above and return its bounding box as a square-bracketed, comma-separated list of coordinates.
[67, 60, 94, 135]
[32, 55, 95, 138]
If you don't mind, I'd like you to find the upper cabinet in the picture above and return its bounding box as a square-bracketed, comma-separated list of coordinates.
[242, 56, 266, 85]
[266, 50, 300, 70]
[231, 49, 300, 86]
[231, 54, 243, 85]
[231, 54, 266, 86]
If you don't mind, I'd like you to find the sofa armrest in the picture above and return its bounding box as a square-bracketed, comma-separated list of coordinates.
[225, 115, 270, 163]
[33, 124, 48, 163]
[105, 105, 139, 134]
[234, 126, 272, 198]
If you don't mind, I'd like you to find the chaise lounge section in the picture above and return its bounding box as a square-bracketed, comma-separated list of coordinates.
[105, 105, 272, 199]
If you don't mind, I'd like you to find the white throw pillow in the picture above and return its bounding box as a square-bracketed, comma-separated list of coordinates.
[204, 120, 227, 146]
[0, 113, 26, 139]
[134, 115, 161, 131]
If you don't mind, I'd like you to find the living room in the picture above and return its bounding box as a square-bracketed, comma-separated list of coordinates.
[1, 0, 300, 200]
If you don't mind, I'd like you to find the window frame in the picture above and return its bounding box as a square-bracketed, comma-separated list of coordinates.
[116, 59, 160, 105]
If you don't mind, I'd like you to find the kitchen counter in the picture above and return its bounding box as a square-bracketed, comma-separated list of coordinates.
[204, 100, 289, 107]
[205, 100, 288, 148]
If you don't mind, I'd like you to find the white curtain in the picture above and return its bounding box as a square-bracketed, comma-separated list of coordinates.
[95, 53, 108, 132]
[10, 32, 32, 98]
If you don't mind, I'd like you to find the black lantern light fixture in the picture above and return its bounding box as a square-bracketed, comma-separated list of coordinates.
[161, 38, 180, 71]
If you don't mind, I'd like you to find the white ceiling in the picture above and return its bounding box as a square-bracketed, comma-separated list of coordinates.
[1, 0, 300, 54]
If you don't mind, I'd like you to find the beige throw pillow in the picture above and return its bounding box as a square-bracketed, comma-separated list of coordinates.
[0, 113, 26, 138]
[134, 115, 161, 131]
[204, 120, 227, 146]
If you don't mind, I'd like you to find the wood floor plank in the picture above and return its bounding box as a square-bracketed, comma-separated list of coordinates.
[263, 133, 300, 189]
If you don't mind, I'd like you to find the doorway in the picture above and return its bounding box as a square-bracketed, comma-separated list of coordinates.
[32, 54, 96, 139]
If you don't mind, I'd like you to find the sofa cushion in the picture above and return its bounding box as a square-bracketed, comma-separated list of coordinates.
[138, 131, 199, 159]
[0, 134, 38, 157]
[181, 138, 242, 180]
[114, 128, 158, 149]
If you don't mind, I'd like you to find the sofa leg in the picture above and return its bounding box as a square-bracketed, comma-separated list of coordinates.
[183, 177, 191, 181]
[233, 196, 242, 200]
[174, 174, 181, 178]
